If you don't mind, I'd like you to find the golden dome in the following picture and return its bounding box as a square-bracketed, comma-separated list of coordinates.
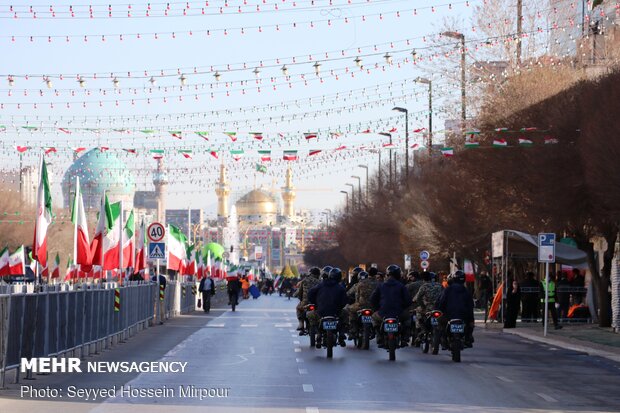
[236, 189, 278, 217]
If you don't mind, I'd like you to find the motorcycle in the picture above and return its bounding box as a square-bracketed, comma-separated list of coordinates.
[380, 317, 400, 361]
[302, 304, 316, 345]
[317, 316, 340, 358]
[352, 308, 374, 350]
[421, 310, 442, 355]
[446, 318, 466, 362]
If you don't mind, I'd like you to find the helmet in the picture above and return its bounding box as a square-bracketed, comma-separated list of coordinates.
[422, 271, 436, 282]
[352, 267, 363, 275]
[309, 267, 321, 277]
[408, 271, 420, 281]
[386, 264, 402, 279]
[321, 266, 333, 280]
[329, 267, 343, 282]
[453, 270, 466, 284]
[358, 271, 369, 280]
[368, 267, 378, 277]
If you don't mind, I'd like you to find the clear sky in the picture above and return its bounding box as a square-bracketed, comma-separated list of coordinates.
[0, 0, 478, 214]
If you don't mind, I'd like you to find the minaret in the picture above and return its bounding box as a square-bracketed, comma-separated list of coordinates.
[281, 164, 296, 218]
[153, 158, 168, 224]
[215, 163, 230, 223]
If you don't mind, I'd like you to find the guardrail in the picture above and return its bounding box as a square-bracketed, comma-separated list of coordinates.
[0, 280, 198, 387]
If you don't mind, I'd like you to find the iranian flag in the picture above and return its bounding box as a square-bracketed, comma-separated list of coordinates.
[230, 150, 244, 161]
[308, 149, 322, 156]
[493, 139, 508, 147]
[196, 250, 204, 279]
[283, 150, 298, 161]
[122, 209, 135, 269]
[32, 156, 53, 268]
[195, 131, 209, 140]
[51, 253, 60, 278]
[134, 220, 147, 275]
[9, 246, 26, 275]
[90, 194, 108, 266]
[464, 141, 480, 148]
[519, 138, 534, 146]
[304, 132, 318, 140]
[440, 147, 454, 157]
[206, 250, 212, 277]
[251, 132, 263, 141]
[183, 245, 196, 276]
[258, 150, 271, 162]
[167, 224, 188, 272]
[225, 132, 237, 142]
[102, 201, 122, 270]
[71, 177, 91, 268]
[64, 257, 77, 281]
[0, 247, 9, 276]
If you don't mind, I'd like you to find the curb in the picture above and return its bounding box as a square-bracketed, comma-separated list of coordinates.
[502, 328, 620, 363]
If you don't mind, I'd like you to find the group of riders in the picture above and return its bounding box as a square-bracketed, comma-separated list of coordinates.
[294, 265, 475, 350]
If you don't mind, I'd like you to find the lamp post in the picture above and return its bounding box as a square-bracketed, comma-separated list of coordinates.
[323, 208, 332, 227]
[415, 77, 433, 151]
[391, 108, 409, 182]
[441, 31, 466, 132]
[358, 165, 369, 201]
[340, 190, 349, 214]
[351, 176, 362, 209]
[345, 183, 355, 211]
[379, 132, 393, 186]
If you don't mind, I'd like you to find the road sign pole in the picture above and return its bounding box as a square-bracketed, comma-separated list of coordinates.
[544, 262, 549, 337]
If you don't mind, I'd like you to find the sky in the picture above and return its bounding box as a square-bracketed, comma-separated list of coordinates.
[0, 0, 479, 215]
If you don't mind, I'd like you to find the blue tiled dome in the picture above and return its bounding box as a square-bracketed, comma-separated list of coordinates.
[61, 148, 135, 210]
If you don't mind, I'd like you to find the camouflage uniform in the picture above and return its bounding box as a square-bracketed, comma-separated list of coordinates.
[296, 275, 321, 321]
[346, 278, 379, 333]
[413, 281, 443, 331]
[406, 280, 424, 301]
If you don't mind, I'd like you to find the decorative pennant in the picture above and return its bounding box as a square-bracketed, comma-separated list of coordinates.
[256, 163, 267, 173]
[225, 132, 237, 142]
[179, 149, 192, 159]
[123, 148, 137, 154]
[195, 131, 209, 140]
[492, 139, 508, 147]
[251, 132, 263, 141]
[169, 130, 183, 139]
[283, 150, 298, 161]
[440, 147, 454, 157]
[44, 147, 57, 154]
[518, 138, 533, 147]
[258, 150, 271, 162]
[230, 149, 244, 161]
[304, 132, 318, 140]
[544, 137, 559, 144]
[308, 149, 322, 156]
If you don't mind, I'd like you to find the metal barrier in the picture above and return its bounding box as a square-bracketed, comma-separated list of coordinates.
[0, 280, 195, 387]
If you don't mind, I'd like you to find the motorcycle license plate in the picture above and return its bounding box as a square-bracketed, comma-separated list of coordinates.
[431, 318, 439, 326]
[450, 323, 465, 334]
[361, 315, 372, 324]
[322, 320, 338, 330]
[384, 323, 399, 333]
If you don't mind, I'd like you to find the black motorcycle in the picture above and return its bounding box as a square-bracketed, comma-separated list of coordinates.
[352, 308, 374, 350]
[418, 310, 442, 354]
[445, 318, 466, 362]
[317, 316, 340, 358]
[302, 304, 316, 344]
[380, 317, 400, 361]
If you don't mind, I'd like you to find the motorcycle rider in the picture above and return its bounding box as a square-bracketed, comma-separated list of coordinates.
[413, 271, 443, 339]
[405, 271, 424, 344]
[307, 267, 349, 347]
[370, 265, 412, 348]
[345, 270, 378, 339]
[295, 267, 322, 333]
[437, 270, 475, 347]
[347, 267, 363, 292]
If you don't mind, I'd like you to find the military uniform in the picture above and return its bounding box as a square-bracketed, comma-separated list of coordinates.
[413, 281, 443, 330]
[296, 275, 321, 322]
[406, 280, 424, 301]
[346, 278, 378, 333]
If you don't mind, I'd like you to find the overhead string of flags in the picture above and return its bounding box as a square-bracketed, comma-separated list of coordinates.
[439, 128, 561, 157]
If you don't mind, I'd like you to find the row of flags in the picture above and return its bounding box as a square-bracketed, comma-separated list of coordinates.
[440, 136, 560, 157]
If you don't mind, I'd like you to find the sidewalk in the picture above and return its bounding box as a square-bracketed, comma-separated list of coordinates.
[492, 321, 620, 362]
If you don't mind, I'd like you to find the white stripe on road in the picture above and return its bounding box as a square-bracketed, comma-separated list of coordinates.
[294, 348, 302, 352]
[298, 368, 308, 375]
[296, 358, 304, 363]
[306, 407, 319, 413]
[303, 384, 314, 393]
[275, 323, 294, 327]
[496, 376, 514, 383]
[240, 324, 258, 327]
[293, 340, 300, 345]
[536, 392, 558, 402]
[207, 323, 225, 328]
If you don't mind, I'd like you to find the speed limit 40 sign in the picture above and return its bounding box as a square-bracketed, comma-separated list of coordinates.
[147, 222, 165, 242]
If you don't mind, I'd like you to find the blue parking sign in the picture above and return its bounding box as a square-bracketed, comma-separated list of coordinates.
[538, 233, 555, 263]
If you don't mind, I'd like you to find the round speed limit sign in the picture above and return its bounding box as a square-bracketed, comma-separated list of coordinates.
[147, 222, 165, 242]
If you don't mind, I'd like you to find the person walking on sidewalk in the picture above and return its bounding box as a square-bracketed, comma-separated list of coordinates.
[540, 273, 562, 330]
[504, 280, 521, 328]
[521, 272, 539, 323]
[199, 274, 216, 313]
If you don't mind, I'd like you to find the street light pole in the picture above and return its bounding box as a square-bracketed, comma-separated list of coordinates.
[351, 176, 362, 210]
[442, 31, 466, 132]
[415, 77, 433, 150]
[391, 108, 409, 183]
[339, 190, 349, 214]
[358, 165, 369, 202]
[345, 183, 355, 211]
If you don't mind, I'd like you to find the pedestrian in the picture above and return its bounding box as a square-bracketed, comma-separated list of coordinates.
[478, 271, 493, 322]
[504, 279, 521, 328]
[199, 273, 216, 313]
[571, 268, 585, 305]
[241, 276, 250, 299]
[556, 271, 571, 320]
[520, 271, 539, 323]
[540, 272, 562, 330]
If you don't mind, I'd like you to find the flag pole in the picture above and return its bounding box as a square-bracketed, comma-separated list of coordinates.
[73, 176, 79, 284]
[119, 200, 124, 285]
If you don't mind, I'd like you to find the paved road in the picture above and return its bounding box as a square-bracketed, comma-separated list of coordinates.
[2, 294, 620, 413]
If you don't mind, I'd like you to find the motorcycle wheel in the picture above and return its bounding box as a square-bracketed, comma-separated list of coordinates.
[362, 324, 370, 350]
[422, 335, 430, 354]
[452, 338, 461, 362]
[355, 333, 362, 349]
[326, 330, 334, 358]
[388, 334, 397, 361]
[431, 330, 440, 355]
[309, 327, 316, 348]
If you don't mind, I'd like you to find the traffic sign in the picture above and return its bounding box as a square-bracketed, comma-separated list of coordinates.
[538, 233, 556, 263]
[404, 254, 411, 270]
[147, 222, 165, 242]
[419, 250, 430, 260]
[420, 260, 430, 269]
[148, 242, 166, 260]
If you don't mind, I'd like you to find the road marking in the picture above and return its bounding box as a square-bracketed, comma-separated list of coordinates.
[306, 408, 319, 413]
[207, 323, 225, 328]
[536, 392, 558, 403]
[240, 324, 258, 327]
[303, 384, 314, 393]
[293, 340, 301, 345]
[496, 376, 514, 383]
[275, 323, 294, 327]
[294, 348, 302, 352]
[296, 358, 304, 363]
[298, 368, 308, 375]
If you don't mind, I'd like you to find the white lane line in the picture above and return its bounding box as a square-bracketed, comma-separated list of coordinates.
[293, 340, 301, 345]
[298, 368, 308, 375]
[296, 358, 304, 363]
[207, 323, 225, 328]
[275, 323, 294, 327]
[496, 376, 514, 383]
[306, 408, 319, 413]
[240, 324, 258, 327]
[536, 392, 558, 403]
[294, 348, 302, 352]
[303, 384, 314, 393]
